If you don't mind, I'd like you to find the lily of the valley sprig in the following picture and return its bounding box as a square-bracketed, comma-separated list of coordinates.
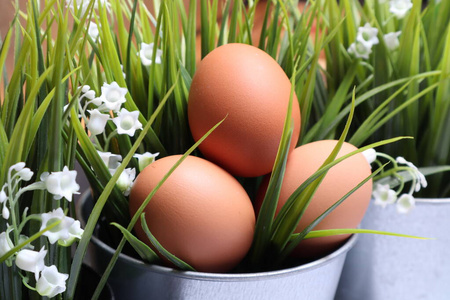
[364, 149, 428, 214]
[348, 23, 402, 59]
[0, 163, 83, 298]
[73, 83, 159, 196]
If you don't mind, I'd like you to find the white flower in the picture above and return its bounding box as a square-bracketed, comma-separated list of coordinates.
[88, 21, 99, 41]
[15, 246, 47, 281]
[396, 156, 427, 192]
[87, 109, 110, 135]
[98, 82, 128, 112]
[373, 184, 397, 208]
[11, 162, 26, 172]
[97, 151, 123, 170]
[79, 85, 98, 103]
[84, 90, 96, 100]
[348, 41, 372, 59]
[40, 208, 76, 244]
[2, 205, 9, 220]
[58, 221, 84, 247]
[139, 42, 163, 66]
[0, 231, 13, 258]
[17, 168, 34, 181]
[111, 168, 136, 196]
[396, 194, 415, 214]
[36, 265, 69, 298]
[9, 162, 34, 182]
[389, 0, 413, 18]
[80, 85, 91, 93]
[356, 23, 380, 48]
[40, 166, 80, 202]
[384, 31, 401, 50]
[0, 189, 7, 204]
[362, 148, 377, 166]
[134, 152, 159, 171]
[112, 108, 143, 137]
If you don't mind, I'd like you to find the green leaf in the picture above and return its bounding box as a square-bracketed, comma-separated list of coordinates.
[279, 162, 387, 262]
[140, 214, 195, 271]
[110, 222, 160, 264]
[271, 88, 358, 254]
[302, 228, 431, 240]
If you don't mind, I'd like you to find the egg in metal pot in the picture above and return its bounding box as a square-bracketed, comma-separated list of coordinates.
[129, 155, 256, 273]
[188, 43, 301, 177]
[256, 140, 372, 259]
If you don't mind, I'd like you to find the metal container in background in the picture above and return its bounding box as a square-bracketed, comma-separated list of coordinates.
[77, 191, 357, 300]
[335, 198, 450, 300]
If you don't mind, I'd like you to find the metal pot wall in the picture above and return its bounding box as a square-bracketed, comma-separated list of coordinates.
[335, 198, 450, 300]
[77, 191, 357, 300]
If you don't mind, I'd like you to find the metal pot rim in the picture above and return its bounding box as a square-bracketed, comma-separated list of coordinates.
[77, 190, 357, 281]
[414, 197, 450, 204]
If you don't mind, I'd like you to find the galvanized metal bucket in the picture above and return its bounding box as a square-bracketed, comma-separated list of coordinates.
[335, 198, 450, 300]
[77, 192, 357, 300]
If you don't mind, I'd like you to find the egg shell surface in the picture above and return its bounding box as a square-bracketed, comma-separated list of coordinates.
[188, 43, 301, 177]
[129, 155, 256, 273]
[256, 140, 372, 259]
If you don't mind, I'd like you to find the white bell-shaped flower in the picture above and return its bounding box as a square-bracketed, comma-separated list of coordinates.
[348, 41, 372, 59]
[9, 162, 33, 181]
[11, 162, 26, 172]
[2, 205, 9, 220]
[389, 0, 413, 19]
[356, 23, 379, 48]
[0, 231, 13, 258]
[111, 168, 136, 196]
[84, 90, 96, 101]
[0, 189, 7, 203]
[139, 42, 163, 66]
[17, 168, 33, 181]
[58, 220, 84, 247]
[87, 109, 110, 135]
[98, 82, 128, 112]
[362, 148, 377, 166]
[134, 152, 160, 171]
[112, 109, 143, 137]
[80, 85, 91, 93]
[15, 246, 47, 280]
[97, 151, 123, 170]
[40, 166, 80, 202]
[396, 194, 415, 214]
[372, 184, 397, 208]
[88, 21, 100, 41]
[36, 265, 69, 298]
[384, 31, 401, 50]
[40, 208, 76, 244]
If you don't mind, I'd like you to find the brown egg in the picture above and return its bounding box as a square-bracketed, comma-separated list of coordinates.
[256, 140, 372, 259]
[129, 155, 255, 273]
[188, 43, 301, 177]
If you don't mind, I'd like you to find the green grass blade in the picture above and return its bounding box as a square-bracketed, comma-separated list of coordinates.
[110, 222, 160, 264]
[140, 214, 195, 271]
[302, 228, 431, 240]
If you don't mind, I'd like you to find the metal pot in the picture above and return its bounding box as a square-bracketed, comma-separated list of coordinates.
[335, 198, 450, 300]
[77, 191, 357, 300]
